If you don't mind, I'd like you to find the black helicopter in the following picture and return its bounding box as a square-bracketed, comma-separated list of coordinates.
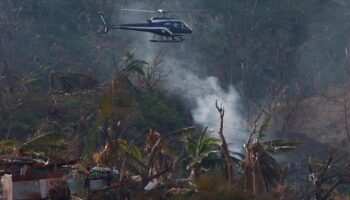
[99, 9, 207, 42]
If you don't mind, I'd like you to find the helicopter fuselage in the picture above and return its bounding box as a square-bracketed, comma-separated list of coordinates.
[101, 15, 192, 36]
[99, 13, 193, 42]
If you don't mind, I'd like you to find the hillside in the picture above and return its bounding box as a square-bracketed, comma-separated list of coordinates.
[1, 0, 350, 199]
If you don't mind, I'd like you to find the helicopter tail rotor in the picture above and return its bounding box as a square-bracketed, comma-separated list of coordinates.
[98, 11, 110, 33]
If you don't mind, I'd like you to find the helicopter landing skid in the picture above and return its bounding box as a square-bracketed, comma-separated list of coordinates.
[150, 35, 184, 43]
[150, 39, 184, 43]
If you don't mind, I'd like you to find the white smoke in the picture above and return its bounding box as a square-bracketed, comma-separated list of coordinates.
[164, 64, 248, 152]
[191, 78, 247, 152]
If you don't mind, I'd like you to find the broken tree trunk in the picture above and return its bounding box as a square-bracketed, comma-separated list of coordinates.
[215, 101, 235, 185]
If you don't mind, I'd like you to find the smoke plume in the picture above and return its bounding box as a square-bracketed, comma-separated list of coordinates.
[164, 64, 248, 152]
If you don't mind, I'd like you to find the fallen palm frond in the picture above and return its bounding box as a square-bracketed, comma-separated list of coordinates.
[263, 139, 302, 153]
[0, 132, 68, 161]
[25, 132, 67, 145]
[49, 71, 97, 93]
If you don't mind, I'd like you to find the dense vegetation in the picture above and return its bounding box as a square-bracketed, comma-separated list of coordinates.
[1, 0, 350, 199]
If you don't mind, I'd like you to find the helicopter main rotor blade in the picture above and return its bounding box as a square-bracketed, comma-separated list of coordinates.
[120, 8, 157, 13]
[121, 8, 208, 14]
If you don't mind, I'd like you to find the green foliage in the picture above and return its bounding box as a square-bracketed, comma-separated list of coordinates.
[189, 139, 220, 160]
[257, 114, 272, 140]
[138, 91, 186, 131]
[257, 150, 283, 188]
[97, 52, 188, 136]
[0, 140, 23, 155]
[186, 128, 220, 163]
[117, 138, 147, 173]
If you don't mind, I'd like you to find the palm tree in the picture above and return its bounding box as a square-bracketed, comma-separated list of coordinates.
[49, 71, 78, 93]
[93, 121, 150, 175]
[93, 124, 182, 177]
[185, 127, 221, 181]
[93, 137, 146, 172]
[242, 114, 301, 195]
[117, 52, 147, 77]
[111, 51, 148, 91]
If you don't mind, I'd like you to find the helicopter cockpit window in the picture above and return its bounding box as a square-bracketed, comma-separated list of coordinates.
[180, 23, 185, 29]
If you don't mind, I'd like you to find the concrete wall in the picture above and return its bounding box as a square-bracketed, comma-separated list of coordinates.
[1, 173, 67, 200]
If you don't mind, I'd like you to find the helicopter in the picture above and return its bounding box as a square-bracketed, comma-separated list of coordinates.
[98, 9, 207, 42]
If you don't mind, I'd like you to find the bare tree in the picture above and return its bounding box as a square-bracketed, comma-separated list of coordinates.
[215, 100, 235, 185]
[139, 51, 168, 91]
[307, 152, 350, 200]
